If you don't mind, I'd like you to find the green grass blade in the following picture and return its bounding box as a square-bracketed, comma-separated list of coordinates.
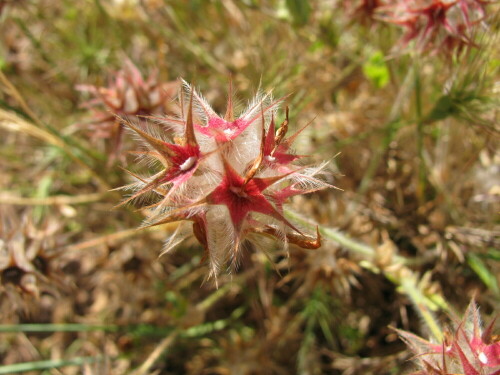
[467, 253, 499, 295]
[0, 323, 118, 333]
[0, 357, 101, 374]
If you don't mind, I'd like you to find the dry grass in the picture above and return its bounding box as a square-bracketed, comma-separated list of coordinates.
[0, 1, 498, 374]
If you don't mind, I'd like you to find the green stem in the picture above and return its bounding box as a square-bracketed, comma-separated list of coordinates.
[285, 209, 448, 339]
[319, 225, 374, 258]
[358, 65, 414, 195]
[400, 277, 443, 341]
[286, 210, 390, 261]
[414, 65, 427, 202]
[0, 357, 101, 374]
[0, 324, 117, 333]
[0, 73, 111, 190]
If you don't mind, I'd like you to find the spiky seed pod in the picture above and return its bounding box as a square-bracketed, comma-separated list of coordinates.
[118, 80, 333, 282]
[344, 0, 387, 25]
[395, 299, 500, 375]
[379, 0, 491, 56]
[0, 214, 64, 304]
[77, 59, 179, 163]
[277, 245, 362, 298]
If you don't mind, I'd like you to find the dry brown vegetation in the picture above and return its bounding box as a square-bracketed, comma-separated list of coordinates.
[0, 1, 498, 374]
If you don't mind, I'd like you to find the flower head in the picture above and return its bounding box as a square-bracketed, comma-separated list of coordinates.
[119, 81, 332, 281]
[396, 299, 500, 375]
[380, 0, 490, 56]
[77, 59, 179, 163]
[344, 0, 387, 25]
[189, 79, 284, 144]
[0, 213, 63, 302]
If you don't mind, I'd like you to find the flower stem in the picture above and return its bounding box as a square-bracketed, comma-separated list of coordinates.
[399, 276, 443, 341]
[358, 65, 415, 195]
[414, 64, 428, 203]
[285, 209, 448, 340]
[0, 72, 111, 190]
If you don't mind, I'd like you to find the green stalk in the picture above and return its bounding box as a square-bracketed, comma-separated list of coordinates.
[286, 210, 395, 261]
[0, 108, 111, 190]
[0, 72, 111, 190]
[0, 357, 101, 374]
[414, 64, 427, 203]
[0, 324, 118, 333]
[400, 277, 443, 341]
[319, 225, 374, 259]
[358, 65, 414, 195]
[285, 209, 448, 339]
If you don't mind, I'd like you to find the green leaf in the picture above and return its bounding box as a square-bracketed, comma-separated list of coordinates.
[362, 51, 390, 89]
[0, 324, 117, 333]
[485, 248, 500, 261]
[0, 357, 101, 374]
[424, 95, 455, 123]
[285, 0, 311, 27]
[467, 253, 499, 295]
[309, 40, 325, 53]
[33, 174, 52, 221]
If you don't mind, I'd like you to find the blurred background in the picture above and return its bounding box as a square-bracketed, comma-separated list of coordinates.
[0, 1, 498, 374]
